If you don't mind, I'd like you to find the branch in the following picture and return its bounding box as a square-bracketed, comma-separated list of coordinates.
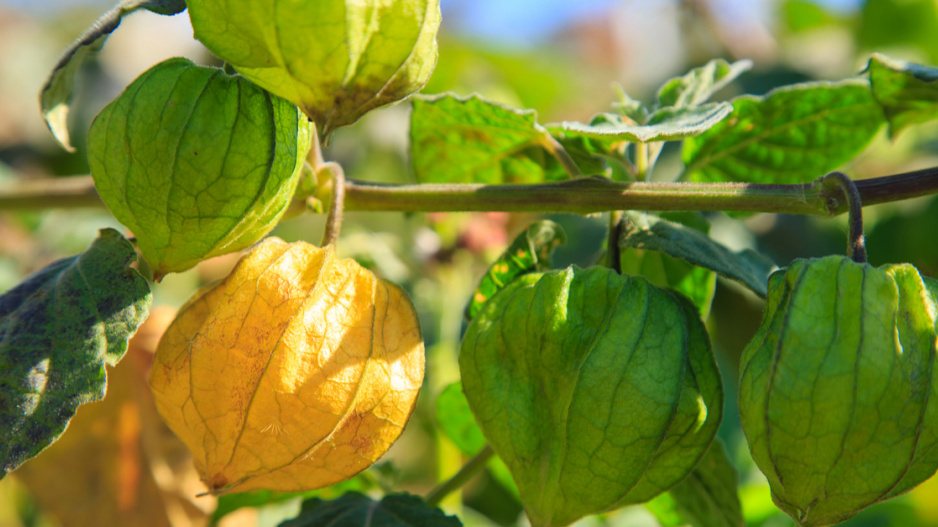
[2, 168, 938, 216]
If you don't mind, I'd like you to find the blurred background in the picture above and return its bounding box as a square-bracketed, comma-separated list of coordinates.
[1, 0, 938, 526]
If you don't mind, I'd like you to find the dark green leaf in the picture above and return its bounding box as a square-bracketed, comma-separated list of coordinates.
[410, 94, 563, 184]
[668, 439, 744, 527]
[212, 477, 373, 525]
[40, 0, 187, 151]
[435, 382, 518, 496]
[550, 103, 732, 144]
[657, 59, 752, 109]
[465, 220, 566, 320]
[620, 212, 776, 297]
[867, 53, 938, 138]
[0, 229, 151, 477]
[280, 492, 462, 527]
[682, 80, 884, 184]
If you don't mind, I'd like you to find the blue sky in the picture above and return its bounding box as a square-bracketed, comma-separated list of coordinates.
[4, 0, 865, 44]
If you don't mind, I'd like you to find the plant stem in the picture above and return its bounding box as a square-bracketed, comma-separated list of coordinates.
[425, 445, 495, 507]
[820, 171, 867, 263]
[607, 211, 623, 273]
[3, 169, 938, 216]
[540, 133, 581, 179]
[320, 162, 345, 246]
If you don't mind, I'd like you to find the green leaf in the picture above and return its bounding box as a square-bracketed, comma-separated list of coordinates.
[411, 94, 566, 184]
[188, 0, 439, 137]
[867, 53, 938, 138]
[87, 58, 311, 279]
[212, 477, 373, 525]
[39, 0, 187, 152]
[0, 228, 151, 477]
[667, 439, 744, 527]
[436, 383, 486, 454]
[460, 266, 723, 527]
[620, 213, 776, 298]
[620, 249, 717, 320]
[682, 80, 884, 184]
[435, 382, 519, 496]
[466, 220, 566, 320]
[657, 58, 752, 109]
[781, 0, 839, 33]
[859, 0, 938, 65]
[280, 492, 462, 527]
[550, 103, 733, 144]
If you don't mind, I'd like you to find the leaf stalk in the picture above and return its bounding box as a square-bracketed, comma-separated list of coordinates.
[425, 445, 495, 507]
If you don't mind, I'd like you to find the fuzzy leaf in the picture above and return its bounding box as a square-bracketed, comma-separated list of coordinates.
[280, 492, 462, 527]
[0, 229, 151, 477]
[88, 58, 311, 278]
[40, 0, 186, 151]
[620, 213, 776, 298]
[188, 0, 439, 137]
[682, 81, 884, 183]
[460, 266, 723, 527]
[411, 94, 566, 184]
[657, 58, 753, 108]
[466, 220, 565, 320]
[867, 53, 938, 137]
[551, 103, 732, 144]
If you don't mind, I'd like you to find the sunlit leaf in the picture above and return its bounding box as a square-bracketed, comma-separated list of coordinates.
[280, 492, 462, 527]
[551, 103, 732, 144]
[682, 80, 884, 183]
[411, 94, 564, 184]
[657, 58, 752, 109]
[0, 229, 151, 477]
[39, 0, 186, 151]
[867, 53, 938, 137]
[466, 220, 565, 320]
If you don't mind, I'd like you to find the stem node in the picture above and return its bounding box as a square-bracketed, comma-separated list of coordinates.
[818, 171, 867, 264]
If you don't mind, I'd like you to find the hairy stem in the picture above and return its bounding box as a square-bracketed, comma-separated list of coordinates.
[3, 168, 938, 216]
[425, 445, 495, 507]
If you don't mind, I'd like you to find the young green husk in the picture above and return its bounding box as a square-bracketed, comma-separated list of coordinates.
[87, 58, 310, 278]
[460, 266, 723, 527]
[739, 256, 938, 527]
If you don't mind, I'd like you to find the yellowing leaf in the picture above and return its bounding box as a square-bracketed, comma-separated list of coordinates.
[149, 238, 425, 494]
